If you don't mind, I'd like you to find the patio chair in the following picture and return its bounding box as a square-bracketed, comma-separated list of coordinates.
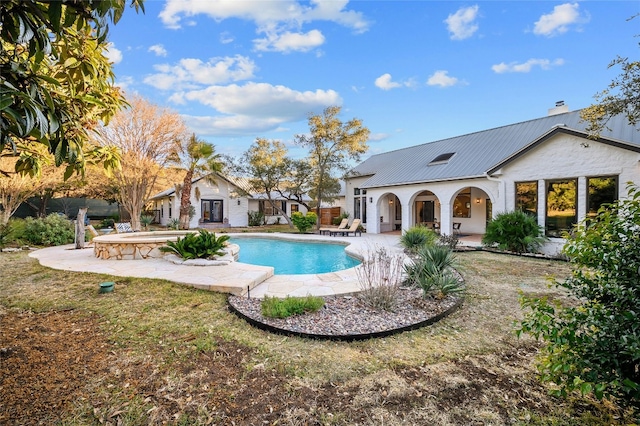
[86, 225, 100, 238]
[330, 218, 362, 237]
[452, 222, 461, 235]
[115, 222, 134, 233]
[319, 218, 349, 235]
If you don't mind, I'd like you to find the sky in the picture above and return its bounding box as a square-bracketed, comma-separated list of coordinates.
[106, 1, 639, 161]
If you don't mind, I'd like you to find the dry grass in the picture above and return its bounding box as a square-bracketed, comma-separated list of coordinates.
[0, 248, 636, 425]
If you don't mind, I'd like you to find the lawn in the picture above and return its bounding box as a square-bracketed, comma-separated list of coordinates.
[0, 248, 635, 425]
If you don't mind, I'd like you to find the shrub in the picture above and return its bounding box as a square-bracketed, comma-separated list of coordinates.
[168, 218, 180, 230]
[140, 214, 154, 230]
[21, 214, 74, 246]
[99, 218, 115, 229]
[356, 245, 405, 311]
[404, 245, 460, 299]
[291, 211, 317, 233]
[0, 223, 12, 248]
[159, 230, 230, 260]
[482, 210, 546, 253]
[247, 211, 264, 227]
[332, 212, 350, 226]
[400, 225, 438, 253]
[438, 233, 459, 250]
[518, 183, 640, 406]
[261, 295, 325, 319]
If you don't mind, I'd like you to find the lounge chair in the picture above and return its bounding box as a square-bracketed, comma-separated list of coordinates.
[115, 222, 134, 233]
[86, 225, 100, 238]
[330, 218, 362, 237]
[319, 218, 349, 235]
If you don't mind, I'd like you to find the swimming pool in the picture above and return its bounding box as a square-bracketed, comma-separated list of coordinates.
[230, 237, 360, 274]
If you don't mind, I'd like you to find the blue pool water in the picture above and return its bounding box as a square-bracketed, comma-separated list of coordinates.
[230, 237, 360, 275]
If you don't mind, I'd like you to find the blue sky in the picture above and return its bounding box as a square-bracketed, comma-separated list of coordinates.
[106, 1, 639, 160]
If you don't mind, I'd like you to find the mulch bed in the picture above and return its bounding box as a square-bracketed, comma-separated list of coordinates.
[228, 287, 463, 340]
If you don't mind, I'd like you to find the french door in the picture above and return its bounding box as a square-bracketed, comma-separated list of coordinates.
[201, 200, 223, 223]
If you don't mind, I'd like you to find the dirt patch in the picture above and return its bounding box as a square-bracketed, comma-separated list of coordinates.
[0, 309, 111, 425]
[0, 307, 573, 425]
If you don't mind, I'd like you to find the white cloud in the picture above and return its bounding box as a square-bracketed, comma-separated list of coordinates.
[149, 44, 168, 57]
[375, 73, 402, 90]
[220, 31, 234, 44]
[143, 55, 257, 90]
[374, 73, 416, 90]
[444, 5, 479, 40]
[254, 29, 325, 53]
[104, 43, 123, 64]
[160, 0, 370, 31]
[427, 70, 460, 88]
[159, 0, 370, 52]
[533, 3, 588, 37]
[114, 76, 135, 94]
[491, 58, 565, 73]
[172, 82, 342, 136]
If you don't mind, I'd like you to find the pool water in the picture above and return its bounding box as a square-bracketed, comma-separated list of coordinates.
[230, 237, 360, 275]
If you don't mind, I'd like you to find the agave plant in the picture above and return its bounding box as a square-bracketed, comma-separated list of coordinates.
[400, 225, 438, 253]
[404, 245, 461, 298]
[159, 230, 230, 260]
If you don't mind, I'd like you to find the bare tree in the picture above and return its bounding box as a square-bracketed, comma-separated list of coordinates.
[93, 96, 187, 230]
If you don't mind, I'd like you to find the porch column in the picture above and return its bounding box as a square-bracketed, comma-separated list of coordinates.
[577, 176, 587, 223]
[537, 180, 546, 229]
[440, 203, 452, 235]
[401, 198, 411, 233]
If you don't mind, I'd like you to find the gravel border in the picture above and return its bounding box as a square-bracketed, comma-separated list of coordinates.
[228, 287, 463, 341]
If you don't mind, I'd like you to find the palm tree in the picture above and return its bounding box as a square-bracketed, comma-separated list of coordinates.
[169, 134, 223, 230]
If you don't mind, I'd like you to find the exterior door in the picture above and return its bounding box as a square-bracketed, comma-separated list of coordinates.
[202, 200, 223, 223]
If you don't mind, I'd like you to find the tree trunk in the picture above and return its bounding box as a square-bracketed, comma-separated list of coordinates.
[75, 208, 87, 249]
[179, 171, 193, 230]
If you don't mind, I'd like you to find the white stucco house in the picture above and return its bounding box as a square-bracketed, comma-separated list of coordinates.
[150, 173, 310, 229]
[345, 106, 640, 256]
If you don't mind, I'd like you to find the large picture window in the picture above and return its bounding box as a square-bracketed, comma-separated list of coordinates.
[453, 188, 471, 218]
[516, 181, 537, 221]
[588, 176, 617, 218]
[546, 179, 577, 237]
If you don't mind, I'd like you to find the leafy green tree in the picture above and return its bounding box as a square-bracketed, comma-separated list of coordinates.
[168, 134, 222, 230]
[295, 106, 369, 228]
[240, 138, 294, 227]
[0, 0, 144, 176]
[482, 210, 547, 253]
[518, 183, 640, 406]
[581, 46, 639, 136]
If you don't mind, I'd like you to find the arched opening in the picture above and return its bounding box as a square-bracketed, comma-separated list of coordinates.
[412, 190, 441, 232]
[378, 193, 402, 232]
[449, 186, 492, 236]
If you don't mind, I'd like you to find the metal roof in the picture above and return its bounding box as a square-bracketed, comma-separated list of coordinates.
[352, 110, 640, 189]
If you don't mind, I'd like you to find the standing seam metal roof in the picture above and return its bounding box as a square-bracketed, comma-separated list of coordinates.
[353, 110, 640, 189]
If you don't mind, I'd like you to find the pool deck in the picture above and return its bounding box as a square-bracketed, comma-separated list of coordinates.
[29, 232, 481, 298]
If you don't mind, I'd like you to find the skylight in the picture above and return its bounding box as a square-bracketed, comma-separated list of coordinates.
[428, 152, 455, 165]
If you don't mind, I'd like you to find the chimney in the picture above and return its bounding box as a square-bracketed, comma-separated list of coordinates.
[548, 100, 569, 116]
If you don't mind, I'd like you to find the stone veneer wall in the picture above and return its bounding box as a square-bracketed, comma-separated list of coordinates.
[94, 240, 167, 260]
